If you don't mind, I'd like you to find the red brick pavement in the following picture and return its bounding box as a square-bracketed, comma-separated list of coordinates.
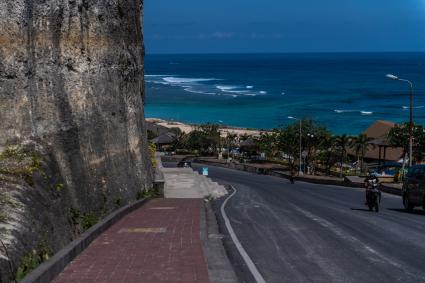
[53, 199, 211, 283]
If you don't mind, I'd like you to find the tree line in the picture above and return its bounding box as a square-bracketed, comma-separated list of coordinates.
[153, 119, 425, 175]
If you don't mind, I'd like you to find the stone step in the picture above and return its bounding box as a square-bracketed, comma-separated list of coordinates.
[191, 171, 227, 197]
[161, 166, 228, 199]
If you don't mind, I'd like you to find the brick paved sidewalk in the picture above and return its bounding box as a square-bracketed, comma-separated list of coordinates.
[53, 199, 211, 283]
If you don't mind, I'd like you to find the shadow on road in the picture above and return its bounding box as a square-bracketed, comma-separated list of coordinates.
[387, 208, 425, 215]
[350, 208, 372, 212]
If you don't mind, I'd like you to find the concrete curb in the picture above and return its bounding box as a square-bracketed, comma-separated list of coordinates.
[200, 201, 238, 283]
[380, 184, 403, 196]
[154, 170, 165, 197]
[21, 198, 149, 283]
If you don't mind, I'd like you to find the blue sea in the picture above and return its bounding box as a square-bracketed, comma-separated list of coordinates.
[144, 53, 425, 134]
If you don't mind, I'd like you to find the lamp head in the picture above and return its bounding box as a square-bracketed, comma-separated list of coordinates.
[386, 74, 399, 80]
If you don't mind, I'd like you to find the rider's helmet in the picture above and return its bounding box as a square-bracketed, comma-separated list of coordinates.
[368, 170, 378, 177]
[367, 171, 379, 183]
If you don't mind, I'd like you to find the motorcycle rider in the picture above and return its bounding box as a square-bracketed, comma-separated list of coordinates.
[289, 169, 296, 184]
[364, 172, 381, 204]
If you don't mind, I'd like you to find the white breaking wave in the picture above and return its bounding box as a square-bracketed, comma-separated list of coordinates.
[216, 85, 240, 91]
[226, 90, 251, 94]
[146, 75, 263, 97]
[334, 109, 373, 115]
[163, 77, 218, 84]
[334, 109, 357, 113]
[402, 105, 424, 109]
[183, 87, 217, 95]
[216, 85, 260, 96]
[146, 80, 171, 86]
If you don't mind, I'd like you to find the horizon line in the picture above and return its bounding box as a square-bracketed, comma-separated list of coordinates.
[146, 51, 425, 56]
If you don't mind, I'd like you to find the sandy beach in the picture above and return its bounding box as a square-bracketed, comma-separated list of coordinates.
[146, 118, 268, 137]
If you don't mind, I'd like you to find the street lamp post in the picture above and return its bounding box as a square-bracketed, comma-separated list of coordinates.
[307, 133, 314, 175]
[386, 74, 414, 167]
[288, 116, 303, 175]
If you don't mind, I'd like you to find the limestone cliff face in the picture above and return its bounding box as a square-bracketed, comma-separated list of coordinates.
[0, 1, 152, 281]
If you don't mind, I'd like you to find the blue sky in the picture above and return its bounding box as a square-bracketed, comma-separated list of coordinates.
[145, 0, 425, 54]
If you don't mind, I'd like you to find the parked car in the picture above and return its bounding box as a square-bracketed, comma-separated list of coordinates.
[402, 164, 425, 211]
[177, 160, 192, 168]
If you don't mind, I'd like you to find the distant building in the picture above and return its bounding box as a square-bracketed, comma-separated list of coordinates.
[150, 131, 177, 150]
[349, 120, 404, 163]
[146, 121, 171, 136]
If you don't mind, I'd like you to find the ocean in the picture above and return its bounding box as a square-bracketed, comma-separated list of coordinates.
[144, 53, 425, 134]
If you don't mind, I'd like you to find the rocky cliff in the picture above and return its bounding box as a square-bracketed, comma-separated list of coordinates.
[0, 1, 152, 281]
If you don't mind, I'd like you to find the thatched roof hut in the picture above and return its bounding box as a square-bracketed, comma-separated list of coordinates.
[348, 120, 404, 162]
[146, 122, 170, 136]
[239, 137, 259, 153]
[150, 132, 176, 146]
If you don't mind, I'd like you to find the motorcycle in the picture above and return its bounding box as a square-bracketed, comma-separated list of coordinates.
[366, 179, 381, 212]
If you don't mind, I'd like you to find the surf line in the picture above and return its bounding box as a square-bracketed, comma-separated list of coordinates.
[220, 185, 267, 283]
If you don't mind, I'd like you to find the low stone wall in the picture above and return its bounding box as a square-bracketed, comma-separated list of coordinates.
[154, 170, 165, 197]
[21, 198, 148, 283]
[194, 158, 406, 197]
[269, 171, 348, 187]
[161, 155, 197, 163]
[195, 158, 346, 184]
[194, 158, 277, 175]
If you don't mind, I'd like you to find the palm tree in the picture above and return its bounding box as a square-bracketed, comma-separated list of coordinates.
[334, 134, 351, 177]
[239, 133, 250, 142]
[317, 134, 337, 176]
[224, 133, 238, 158]
[256, 132, 278, 160]
[350, 134, 374, 173]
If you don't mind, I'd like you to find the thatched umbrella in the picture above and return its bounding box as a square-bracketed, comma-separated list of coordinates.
[239, 137, 259, 156]
[150, 132, 176, 149]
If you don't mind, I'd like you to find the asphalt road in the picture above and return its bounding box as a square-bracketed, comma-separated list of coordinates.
[188, 163, 425, 283]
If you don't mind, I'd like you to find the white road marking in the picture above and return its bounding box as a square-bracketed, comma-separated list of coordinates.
[221, 185, 267, 283]
[292, 205, 407, 270]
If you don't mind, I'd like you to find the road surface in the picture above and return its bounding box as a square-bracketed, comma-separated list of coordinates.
[189, 163, 425, 283]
